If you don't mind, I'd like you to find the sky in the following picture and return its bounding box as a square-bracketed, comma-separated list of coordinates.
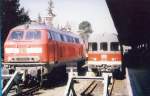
[19, 0, 117, 34]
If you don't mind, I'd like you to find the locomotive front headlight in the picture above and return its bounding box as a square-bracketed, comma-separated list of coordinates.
[27, 48, 42, 53]
[101, 54, 107, 59]
[93, 58, 97, 60]
[5, 48, 19, 53]
[112, 58, 115, 61]
[8, 57, 12, 61]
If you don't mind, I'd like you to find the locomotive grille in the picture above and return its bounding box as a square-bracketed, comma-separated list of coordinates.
[16, 57, 30, 61]
[10, 56, 40, 62]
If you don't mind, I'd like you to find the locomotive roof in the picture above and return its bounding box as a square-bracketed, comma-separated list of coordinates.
[12, 23, 51, 30]
[11, 23, 80, 38]
[88, 32, 118, 42]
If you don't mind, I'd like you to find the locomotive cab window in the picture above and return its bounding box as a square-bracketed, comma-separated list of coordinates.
[88, 42, 97, 51]
[25, 31, 41, 40]
[100, 42, 107, 51]
[111, 42, 119, 51]
[8, 31, 24, 40]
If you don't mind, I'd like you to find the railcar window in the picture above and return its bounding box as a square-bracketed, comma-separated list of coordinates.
[25, 31, 41, 40]
[88, 42, 97, 51]
[8, 31, 24, 40]
[100, 42, 107, 51]
[111, 42, 119, 51]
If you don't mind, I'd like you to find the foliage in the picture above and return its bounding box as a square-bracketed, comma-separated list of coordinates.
[79, 21, 93, 33]
[1, 0, 30, 44]
[38, 13, 42, 23]
[78, 21, 93, 41]
[48, 0, 55, 17]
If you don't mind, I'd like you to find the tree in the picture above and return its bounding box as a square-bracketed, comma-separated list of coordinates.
[1, 0, 30, 46]
[78, 21, 93, 41]
[38, 13, 42, 23]
[78, 21, 93, 51]
[79, 21, 93, 33]
[46, 0, 56, 26]
[48, 0, 55, 17]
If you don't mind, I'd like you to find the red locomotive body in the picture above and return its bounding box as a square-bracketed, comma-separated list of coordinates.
[3, 23, 86, 75]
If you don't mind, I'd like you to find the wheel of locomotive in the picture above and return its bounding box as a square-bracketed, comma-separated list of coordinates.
[43, 66, 67, 88]
[37, 69, 43, 87]
[23, 74, 39, 87]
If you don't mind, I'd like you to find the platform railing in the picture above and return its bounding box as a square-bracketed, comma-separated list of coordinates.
[64, 75, 109, 96]
[2, 71, 21, 96]
[64, 76, 77, 96]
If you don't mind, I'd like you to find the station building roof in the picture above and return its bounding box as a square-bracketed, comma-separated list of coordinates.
[106, 0, 150, 45]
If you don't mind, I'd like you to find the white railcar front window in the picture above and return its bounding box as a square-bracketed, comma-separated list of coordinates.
[111, 42, 119, 51]
[100, 42, 107, 51]
[88, 42, 97, 51]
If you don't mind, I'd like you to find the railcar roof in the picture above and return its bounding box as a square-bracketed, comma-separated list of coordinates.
[88, 32, 118, 42]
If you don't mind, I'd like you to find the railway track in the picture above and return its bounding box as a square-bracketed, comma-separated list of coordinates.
[73, 78, 116, 96]
[12, 85, 40, 96]
[81, 80, 98, 96]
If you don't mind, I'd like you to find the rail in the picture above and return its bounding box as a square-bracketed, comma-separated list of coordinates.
[13, 85, 40, 96]
[64, 75, 109, 96]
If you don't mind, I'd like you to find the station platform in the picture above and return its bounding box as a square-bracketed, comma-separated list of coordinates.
[127, 68, 150, 96]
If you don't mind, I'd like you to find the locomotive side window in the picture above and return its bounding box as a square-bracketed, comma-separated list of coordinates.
[71, 37, 74, 43]
[75, 38, 79, 43]
[51, 32, 56, 40]
[100, 42, 107, 51]
[62, 35, 68, 42]
[111, 42, 119, 51]
[51, 32, 62, 41]
[66, 35, 72, 42]
[72, 38, 76, 43]
[8, 31, 24, 40]
[25, 31, 41, 40]
[88, 42, 97, 51]
[60, 34, 64, 41]
[69, 36, 72, 42]
[55, 33, 62, 41]
[48, 31, 52, 40]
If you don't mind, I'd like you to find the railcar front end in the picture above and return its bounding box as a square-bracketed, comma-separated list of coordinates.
[87, 33, 122, 72]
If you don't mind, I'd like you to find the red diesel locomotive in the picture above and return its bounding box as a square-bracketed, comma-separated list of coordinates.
[3, 23, 86, 78]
